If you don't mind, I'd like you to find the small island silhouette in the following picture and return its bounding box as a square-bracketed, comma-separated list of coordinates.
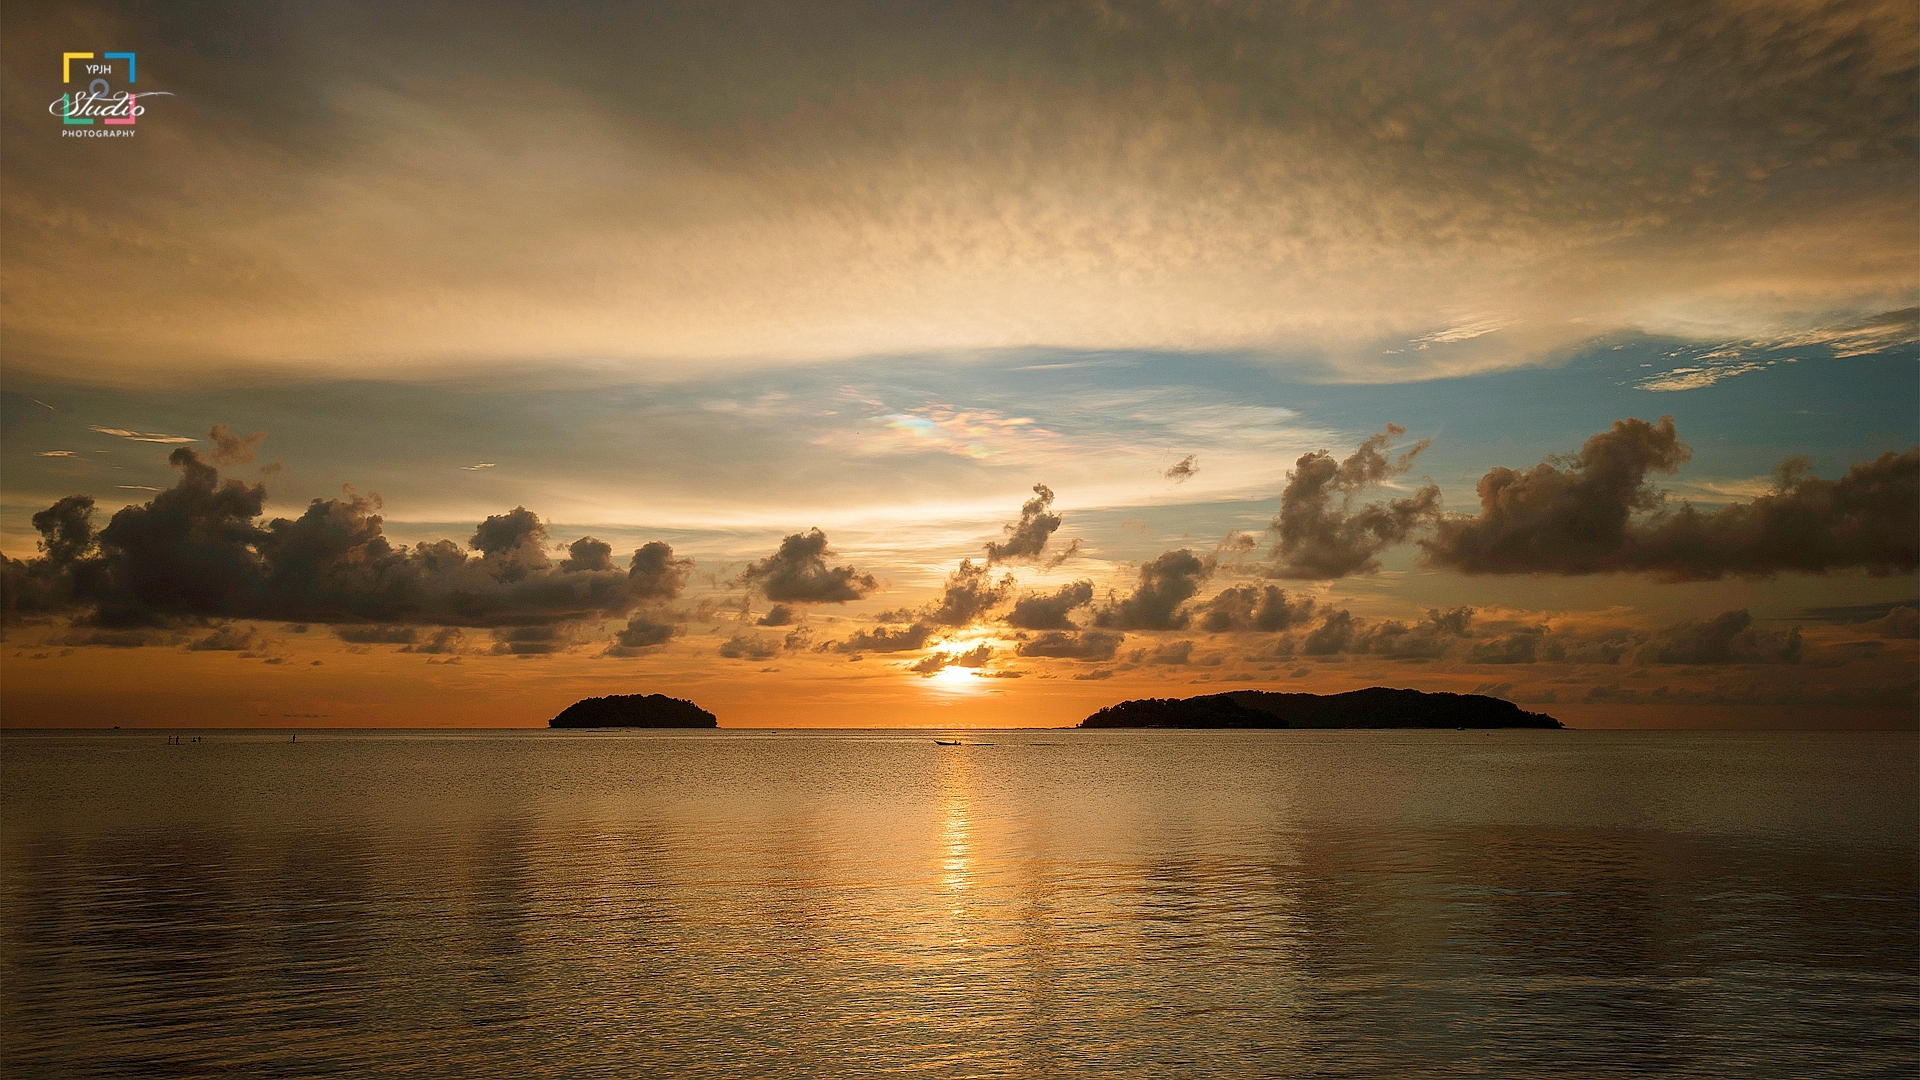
[550, 694, 718, 728]
[1080, 687, 1562, 729]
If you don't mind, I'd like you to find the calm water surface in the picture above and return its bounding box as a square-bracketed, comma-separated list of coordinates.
[2, 729, 1915, 1077]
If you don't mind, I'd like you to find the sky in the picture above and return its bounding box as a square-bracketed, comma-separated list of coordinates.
[1, 0, 1915, 729]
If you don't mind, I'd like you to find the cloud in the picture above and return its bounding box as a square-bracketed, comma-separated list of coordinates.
[469, 507, 551, 581]
[1302, 610, 1358, 655]
[873, 407, 1053, 460]
[1469, 627, 1550, 665]
[757, 604, 794, 627]
[985, 484, 1077, 566]
[910, 643, 992, 674]
[401, 627, 465, 654]
[1164, 455, 1198, 482]
[628, 541, 694, 601]
[1297, 606, 1475, 658]
[30, 495, 96, 566]
[1424, 416, 1690, 575]
[462, 463, 497, 470]
[1638, 610, 1801, 665]
[1865, 605, 1920, 639]
[89, 426, 196, 444]
[738, 528, 876, 603]
[925, 559, 1014, 626]
[34, 450, 75, 457]
[613, 614, 675, 650]
[1638, 361, 1770, 392]
[492, 625, 566, 656]
[1129, 640, 1193, 666]
[1458, 609, 1809, 667]
[10, 1, 1914, 387]
[1015, 629, 1123, 661]
[1005, 580, 1094, 630]
[207, 424, 265, 466]
[1425, 420, 1919, 578]
[718, 633, 783, 660]
[1272, 425, 1440, 579]
[831, 622, 934, 654]
[186, 623, 266, 652]
[1353, 607, 1475, 659]
[1, 448, 692, 630]
[334, 625, 418, 645]
[559, 537, 614, 572]
[1766, 307, 1919, 359]
[1093, 549, 1211, 630]
[1197, 584, 1314, 633]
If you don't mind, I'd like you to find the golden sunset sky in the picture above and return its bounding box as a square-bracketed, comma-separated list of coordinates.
[3, 0, 1915, 728]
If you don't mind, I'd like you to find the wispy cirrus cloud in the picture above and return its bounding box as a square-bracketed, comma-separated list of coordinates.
[88, 425, 196, 444]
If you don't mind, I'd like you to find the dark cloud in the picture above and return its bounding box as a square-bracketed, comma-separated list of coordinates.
[1272, 425, 1440, 579]
[560, 537, 615, 573]
[88, 447, 269, 626]
[469, 507, 552, 582]
[628, 541, 693, 600]
[1463, 610, 1807, 667]
[1792, 599, 1920, 623]
[55, 627, 179, 648]
[613, 614, 675, 650]
[1424, 416, 1690, 574]
[738, 529, 876, 603]
[1425, 420, 1918, 579]
[926, 559, 1014, 627]
[1626, 450, 1920, 580]
[186, 623, 265, 652]
[831, 622, 934, 654]
[1302, 610, 1357, 656]
[1164, 455, 1198, 483]
[334, 625, 418, 645]
[1469, 627, 1550, 665]
[400, 627, 465, 654]
[1015, 630, 1123, 661]
[1005, 580, 1095, 630]
[208, 424, 265, 466]
[1639, 610, 1801, 665]
[1353, 607, 1475, 659]
[2, 449, 690, 631]
[1865, 605, 1919, 639]
[1198, 584, 1315, 633]
[757, 604, 794, 627]
[985, 484, 1078, 566]
[31, 494, 95, 565]
[719, 633, 782, 660]
[1093, 550, 1211, 630]
[492, 625, 565, 656]
[1129, 640, 1193, 665]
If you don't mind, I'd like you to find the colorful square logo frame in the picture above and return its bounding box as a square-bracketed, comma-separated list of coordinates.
[61, 52, 138, 125]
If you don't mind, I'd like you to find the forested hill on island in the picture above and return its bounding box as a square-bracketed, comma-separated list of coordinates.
[549, 694, 718, 728]
[1080, 687, 1563, 729]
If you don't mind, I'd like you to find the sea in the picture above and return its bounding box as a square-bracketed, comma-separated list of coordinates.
[2, 728, 1915, 1078]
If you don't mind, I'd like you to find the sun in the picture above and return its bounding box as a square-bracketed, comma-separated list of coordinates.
[931, 665, 980, 688]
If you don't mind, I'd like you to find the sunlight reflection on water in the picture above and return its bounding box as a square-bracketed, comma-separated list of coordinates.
[2, 728, 1915, 1077]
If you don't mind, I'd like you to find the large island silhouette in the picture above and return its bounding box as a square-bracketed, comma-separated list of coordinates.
[1080, 687, 1562, 729]
[549, 694, 718, 728]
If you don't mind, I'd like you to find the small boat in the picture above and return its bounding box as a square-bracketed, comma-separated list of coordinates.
[933, 739, 962, 746]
